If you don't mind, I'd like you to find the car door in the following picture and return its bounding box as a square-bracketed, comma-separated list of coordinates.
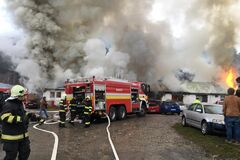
[185, 103, 197, 126]
[191, 104, 204, 128]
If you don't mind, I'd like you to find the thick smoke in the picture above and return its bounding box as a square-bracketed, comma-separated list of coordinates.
[3, 0, 240, 91]
[175, 69, 195, 82]
[0, 52, 14, 73]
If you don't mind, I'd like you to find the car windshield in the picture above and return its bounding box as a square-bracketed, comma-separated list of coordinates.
[204, 105, 223, 114]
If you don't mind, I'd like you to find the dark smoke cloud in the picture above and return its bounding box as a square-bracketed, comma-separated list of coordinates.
[175, 69, 195, 82]
[0, 51, 14, 73]
[3, 0, 240, 91]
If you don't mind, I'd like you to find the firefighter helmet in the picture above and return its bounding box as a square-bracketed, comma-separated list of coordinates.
[11, 85, 26, 97]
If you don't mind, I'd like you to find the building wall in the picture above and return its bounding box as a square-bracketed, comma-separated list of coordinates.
[161, 94, 172, 101]
[163, 93, 224, 105]
[183, 95, 196, 104]
[208, 95, 222, 104]
[43, 90, 65, 106]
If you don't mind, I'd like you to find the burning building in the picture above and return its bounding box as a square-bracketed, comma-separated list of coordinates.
[158, 82, 226, 104]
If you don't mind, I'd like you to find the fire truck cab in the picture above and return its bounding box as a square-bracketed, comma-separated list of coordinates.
[65, 77, 150, 121]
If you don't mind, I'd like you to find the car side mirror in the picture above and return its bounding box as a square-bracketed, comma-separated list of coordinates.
[196, 108, 202, 113]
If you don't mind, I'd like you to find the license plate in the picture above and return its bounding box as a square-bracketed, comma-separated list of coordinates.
[171, 109, 176, 111]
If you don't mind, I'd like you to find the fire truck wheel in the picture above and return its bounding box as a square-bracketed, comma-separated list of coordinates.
[117, 106, 126, 120]
[109, 107, 117, 121]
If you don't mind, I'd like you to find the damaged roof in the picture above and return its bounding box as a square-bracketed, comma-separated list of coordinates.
[159, 82, 227, 94]
[179, 82, 227, 94]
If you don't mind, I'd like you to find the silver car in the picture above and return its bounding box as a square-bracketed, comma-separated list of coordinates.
[181, 103, 225, 135]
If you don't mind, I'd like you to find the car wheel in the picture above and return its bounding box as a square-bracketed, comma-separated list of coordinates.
[117, 106, 126, 120]
[182, 116, 187, 127]
[201, 121, 210, 135]
[109, 107, 117, 121]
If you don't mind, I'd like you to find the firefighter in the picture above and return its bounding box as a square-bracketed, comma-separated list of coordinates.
[193, 97, 201, 104]
[59, 94, 67, 128]
[0, 85, 44, 160]
[69, 95, 77, 125]
[83, 96, 92, 128]
[76, 96, 84, 122]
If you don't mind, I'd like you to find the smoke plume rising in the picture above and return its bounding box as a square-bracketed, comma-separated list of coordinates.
[2, 0, 240, 91]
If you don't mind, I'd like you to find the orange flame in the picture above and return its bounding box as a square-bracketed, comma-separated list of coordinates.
[225, 68, 237, 89]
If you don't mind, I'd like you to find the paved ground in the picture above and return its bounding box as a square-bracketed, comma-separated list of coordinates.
[0, 114, 210, 160]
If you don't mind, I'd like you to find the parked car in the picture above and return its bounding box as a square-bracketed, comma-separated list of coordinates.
[160, 101, 181, 115]
[181, 103, 225, 135]
[25, 100, 40, 109]
[148, 99, 161, 113]
[25, 94, 40, 109]
[176, 101, 187, 112]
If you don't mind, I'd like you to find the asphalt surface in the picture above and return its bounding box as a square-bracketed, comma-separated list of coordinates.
[0, 114, 210, 160]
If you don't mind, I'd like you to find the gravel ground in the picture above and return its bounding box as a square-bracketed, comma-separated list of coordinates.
[0, 114, 210, 160]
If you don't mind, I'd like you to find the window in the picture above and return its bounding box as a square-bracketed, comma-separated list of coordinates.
[56, 92, 61, 98]
[50, 92, 55, 98]
[188, 104, 196, 111]
[194, 104, 203, 113]
[131, 89, 138, 102]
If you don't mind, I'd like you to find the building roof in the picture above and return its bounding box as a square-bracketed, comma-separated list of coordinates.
[44, 87, 64, 91]
[179, 82, 226, 94]
[0, 83, 12, 92]
[159, 82, 227, 95]
[0, 83, 12, 88]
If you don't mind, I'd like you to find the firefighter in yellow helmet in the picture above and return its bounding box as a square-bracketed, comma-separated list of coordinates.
[0, 85, 44, 160]
[59, 93, 67, 127]
[83, 96, 92, 128]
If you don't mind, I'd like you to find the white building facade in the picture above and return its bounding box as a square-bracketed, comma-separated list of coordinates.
[43, 88, 65, 107]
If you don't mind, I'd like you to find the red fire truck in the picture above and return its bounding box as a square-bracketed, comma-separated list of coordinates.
[64, 77, 150, 121]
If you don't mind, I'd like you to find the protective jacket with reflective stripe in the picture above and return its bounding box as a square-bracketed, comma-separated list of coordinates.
[0, 99, 29, 141]
[83, 100, 92, 115]
[69, 99, 77, 111]
[59, 99, 67, 112]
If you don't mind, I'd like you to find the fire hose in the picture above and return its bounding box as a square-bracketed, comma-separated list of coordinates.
[104, 112, 120, 160]
[33, 120, 59, 160]
[32, 112, 119, 160]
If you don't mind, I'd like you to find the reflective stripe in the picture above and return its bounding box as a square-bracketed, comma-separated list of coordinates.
[84, 112, 89, 114]
[71, 110, 76, 112]
[7, 116, 15, 123]
[59, 110, 66, 112]
[1, 132, 29, 140]
[85, 122, 90, 125]
[1, 113, 11, 120]
[70, 104, 77, 106]
[16, 116, 21, 122]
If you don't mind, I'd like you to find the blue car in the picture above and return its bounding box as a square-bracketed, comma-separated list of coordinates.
[160, 101, 181, 114]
